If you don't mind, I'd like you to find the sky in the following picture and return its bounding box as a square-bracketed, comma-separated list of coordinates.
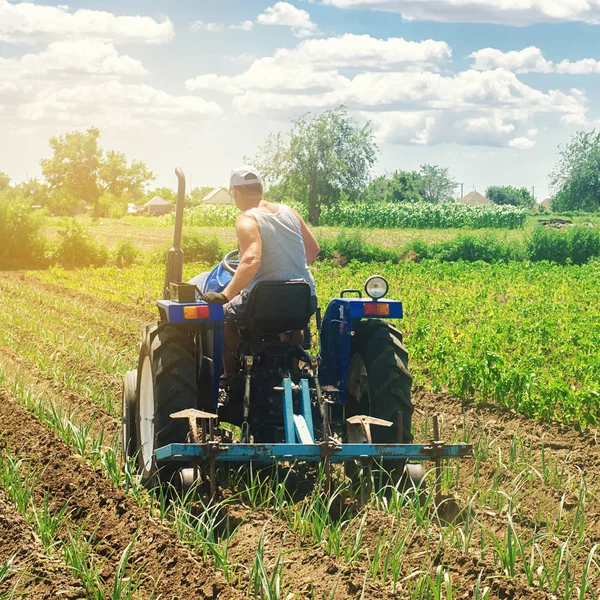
[3, 1, 600, 200]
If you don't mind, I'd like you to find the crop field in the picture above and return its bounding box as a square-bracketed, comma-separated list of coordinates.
[0, 261, 599, 599]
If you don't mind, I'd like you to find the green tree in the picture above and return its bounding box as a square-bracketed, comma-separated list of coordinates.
[18, 178, 50, 207]
[41, 127, 155, 217]
[367, 171, 422, 203]
[550, 129, 600, 212]
[254, 105, 377, 225]
[188, 186, 215, 206]
[417, 164, 457, 203]
[146, 186, 176, 204]
[0, 172, 11, 192]
[486, 185, 534, 209]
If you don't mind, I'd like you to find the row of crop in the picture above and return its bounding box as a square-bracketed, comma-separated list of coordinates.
[29, 259, 600, 430]
[159, 201, 529, 230]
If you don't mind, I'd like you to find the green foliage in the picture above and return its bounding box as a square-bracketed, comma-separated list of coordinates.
[320, 201, 528, 229]
[253, 104, 377, 225]
[417, 164, 457, 203]
[318, 230, 398, 264]
[41, 127, 155, 218]
[382, 171, 422, 203]
[527, 225, 600, 265]
[0, 171, 11, 192]
[404, 234, 526, 263]
[486, 185, 534, 208]
[113, 239, 140, 267]
[0, 189, 47, 268]
[152, 232, 227, 264]
[51, 220, 108, 268]
[147, 186, 176, 205]
[188, 186, 215, 206]
[550, 129, 600, 212]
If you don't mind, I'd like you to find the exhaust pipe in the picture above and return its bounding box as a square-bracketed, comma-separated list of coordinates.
[162, 167, 186, 300]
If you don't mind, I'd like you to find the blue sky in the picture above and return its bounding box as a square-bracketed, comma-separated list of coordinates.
[2, 0, 600, 199]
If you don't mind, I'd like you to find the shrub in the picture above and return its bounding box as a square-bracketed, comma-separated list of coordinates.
[0, 191, 47, 268]
[152, 232, 227, 264]
[113, 238, 139, 267]
[52, 220, 109, 268]
[567, 227, 600, 265]
[318, 230, 398, 264]
[527, 227, 571, 265]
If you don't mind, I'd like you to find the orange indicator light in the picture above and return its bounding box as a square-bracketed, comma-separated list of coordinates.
[363, 303, 390, 316]
[183, 305, 210, 320]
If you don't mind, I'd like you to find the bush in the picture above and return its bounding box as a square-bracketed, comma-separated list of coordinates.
[527, 227, 571, 265]
[318, 230, 398, 264]
[52, 220, 109, 268]
[152, 232, 228, 264]
[568, 227, 600, 265]
[113, 238, 139, 267]
[0, 191, 47, 268]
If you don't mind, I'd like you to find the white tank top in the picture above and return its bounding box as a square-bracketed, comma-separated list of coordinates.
[244, 205, 316, 295]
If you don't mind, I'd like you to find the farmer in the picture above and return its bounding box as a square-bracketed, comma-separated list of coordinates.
[202, 165, 320, 372]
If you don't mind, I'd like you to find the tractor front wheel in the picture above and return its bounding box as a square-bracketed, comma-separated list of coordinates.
[347, 319, 413, 443]
[136, 324, 198, 486]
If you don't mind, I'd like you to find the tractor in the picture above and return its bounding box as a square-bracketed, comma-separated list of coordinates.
[122, 169, 472, 495]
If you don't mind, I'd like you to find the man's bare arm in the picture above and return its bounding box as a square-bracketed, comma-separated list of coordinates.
[222, 214, 262, 300]
[290, 208, 320, 264]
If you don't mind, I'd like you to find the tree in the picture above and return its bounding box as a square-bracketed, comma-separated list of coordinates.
[417, 164, 457, 203]
[146, 186, 176, 204]
[41, 127, 155, 217]
[367, 171, 422, 203]
[486, 185, 534, 208]
[254, 105, 377, 225]
[188, 186, 214, 206]
[0, 172, 10, 192]
[18, 178, 50, 207]
[550, 129, 600, 212]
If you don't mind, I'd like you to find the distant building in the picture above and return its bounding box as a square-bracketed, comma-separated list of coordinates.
[145, 196, 172, 215]
[458, 191, 493, 206]
[203, 188, 234, 205]
[538, 197, 552, 212]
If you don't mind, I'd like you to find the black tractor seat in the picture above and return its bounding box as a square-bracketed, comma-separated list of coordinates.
[239, 280, 314, 341]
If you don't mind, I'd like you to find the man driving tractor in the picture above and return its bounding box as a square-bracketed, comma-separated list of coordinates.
[201, 165, 320, 372]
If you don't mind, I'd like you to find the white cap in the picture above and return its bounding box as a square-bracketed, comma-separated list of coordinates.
[230, 165, 263, 188]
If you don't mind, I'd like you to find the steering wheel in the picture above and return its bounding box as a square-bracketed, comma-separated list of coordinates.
[222, 249, 239, 275]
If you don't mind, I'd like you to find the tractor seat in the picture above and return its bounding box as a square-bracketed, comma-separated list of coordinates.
[240, 280, 314, 337]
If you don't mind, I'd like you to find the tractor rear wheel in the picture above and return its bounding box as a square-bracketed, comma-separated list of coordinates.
[136, 323, 198, 486]
[347, 319, 413, 443]
[122, 369, 137, 460]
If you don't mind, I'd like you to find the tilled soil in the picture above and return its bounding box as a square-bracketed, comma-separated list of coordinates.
[0, 390, 242, 600]
[0, 491, 86, 599]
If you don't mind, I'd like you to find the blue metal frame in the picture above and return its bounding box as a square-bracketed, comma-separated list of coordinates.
[319, 298, 403, 403]
[155, 442, 472, 463]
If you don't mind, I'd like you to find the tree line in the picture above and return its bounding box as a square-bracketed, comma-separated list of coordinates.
[1, 104, 597, 224]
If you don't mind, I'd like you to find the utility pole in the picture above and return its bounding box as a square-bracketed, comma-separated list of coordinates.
[531, 186, 535, 202]
[459, 182, 464, 198]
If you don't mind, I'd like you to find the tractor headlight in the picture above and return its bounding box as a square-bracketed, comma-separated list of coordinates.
[364, 275, 388, 300]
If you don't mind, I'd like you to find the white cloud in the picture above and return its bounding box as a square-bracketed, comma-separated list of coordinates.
[508, 137, 536, 149]
[257, 2, 319, 37]
[0, 0, 174, 44]
[190, 20, 253, 32]
[270, 34, 451, 70]
[14, 81, 222, 128]
[186, 34, 450, 94]
[0, 41, 148, 81]
[322, 0, 600, 26]
[471, 47, 600, 74]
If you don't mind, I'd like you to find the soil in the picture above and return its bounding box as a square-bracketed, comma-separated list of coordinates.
[0, 491, 86, 599]
[0, 390, 242, 600]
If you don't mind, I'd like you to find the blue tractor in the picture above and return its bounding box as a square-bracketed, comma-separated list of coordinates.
[122, 169, 471, 494]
